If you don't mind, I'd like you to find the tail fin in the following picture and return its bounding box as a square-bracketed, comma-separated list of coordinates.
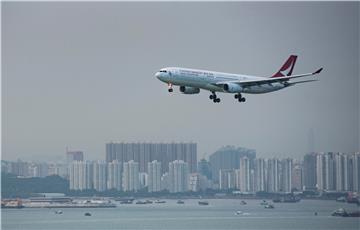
[271, 55, 298, 78]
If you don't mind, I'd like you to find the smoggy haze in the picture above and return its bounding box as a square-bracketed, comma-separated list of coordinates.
[2, 2, 359, 161]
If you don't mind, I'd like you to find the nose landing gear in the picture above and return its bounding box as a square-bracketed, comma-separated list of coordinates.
[210, 92, 221, 103]
[168, 83, 173, 93]
[235, 93, 246, 103]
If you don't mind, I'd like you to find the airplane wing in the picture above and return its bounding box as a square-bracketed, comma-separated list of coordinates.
[215, 68, 323, 88]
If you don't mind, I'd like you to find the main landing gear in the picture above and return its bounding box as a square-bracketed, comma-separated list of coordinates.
[235, 93, 246, 103]
[168, 83, 173, 93]
[209, 92, 221, 103]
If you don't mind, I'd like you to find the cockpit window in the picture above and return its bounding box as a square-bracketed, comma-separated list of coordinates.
[159, 70, 167, 73]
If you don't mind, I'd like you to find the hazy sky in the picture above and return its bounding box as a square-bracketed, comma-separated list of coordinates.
[2, 2, 359, 162]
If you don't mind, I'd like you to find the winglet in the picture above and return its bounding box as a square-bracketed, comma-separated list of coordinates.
[313, 68, 323, 75]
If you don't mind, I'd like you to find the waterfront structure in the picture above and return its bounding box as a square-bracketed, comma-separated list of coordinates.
[105, 142, 197, 173]
[147, 160, 161, 192]
[93, 161, 107, 192]
[209, 146, 256, 183]
[107, 160, 122, 191]
[168, 160, 189, 193]
[123, 160, 139, 192]
[69, 161, 93, 190]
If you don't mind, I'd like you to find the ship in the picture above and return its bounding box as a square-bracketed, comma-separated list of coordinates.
[24, 198, 116, 208]
[198, 201, 209, 205]
[1, 199, 24, 209]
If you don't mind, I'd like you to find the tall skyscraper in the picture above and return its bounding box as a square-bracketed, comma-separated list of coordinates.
[219, 169, 236, 190]
[148, 160, 161, 192]
[93, 161, 107, 192]
[69, 161, 93, 190]
[351, 152, 360, 192]
[335, 153, 345, 191]
[255, 158, 266, 192]
[168, 160, 189, 193]
[107, 160, 122, 191]
[105, 142, 197, 173]
[303, 153, 317, 190]
[316, 153, 326, 190]
[280, 158, 292, 192]
[324, 152, 336, 191]
[123, 160, 139, 192]
[235, 157, 250, 192]
[266, 158, 280, 192]
[291, 161, 302, 191]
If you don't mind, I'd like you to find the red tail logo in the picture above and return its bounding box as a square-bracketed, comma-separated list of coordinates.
[271, 55, 298, 78]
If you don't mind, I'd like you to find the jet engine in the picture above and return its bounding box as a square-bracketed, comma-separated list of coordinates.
[223, 83, 243, 93]
[179, 86, 200, 94]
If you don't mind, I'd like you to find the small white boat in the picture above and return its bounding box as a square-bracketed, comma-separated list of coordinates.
[54, 210, 63, 214]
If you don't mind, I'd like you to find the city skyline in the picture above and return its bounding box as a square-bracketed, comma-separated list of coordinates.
[3, 2, 359, 161]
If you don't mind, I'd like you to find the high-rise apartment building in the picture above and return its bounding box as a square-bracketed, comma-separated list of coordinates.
[107, 160, 122, 191]
[69, 161, 93, 190]
[235, 157, 250, 192]
[148, 160, 161, 192]
[280, 158, 292, 192]
[303, 153, 317, 190]
[106, 142, 197, 173]
[123, 160, 139, 192]
[168, 160, 189, 193]
[219, 169, 236, 190]
[255, 158, 266, 192]
[209, 146, 256, 183]
[93, 161, 107, 192]
[266, 158, 280, 192]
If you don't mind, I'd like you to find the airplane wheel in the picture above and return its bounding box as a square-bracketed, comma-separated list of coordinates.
[168, 88, 173, 92]
[216, 98, 221, 103]
[210, 95, 214, 100]
[241, 98, 246, 102]
[234, 94, 238, 99]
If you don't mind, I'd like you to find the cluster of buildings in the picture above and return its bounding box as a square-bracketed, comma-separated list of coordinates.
[303, 152, 360, 192]
[2, 143, 359, 193]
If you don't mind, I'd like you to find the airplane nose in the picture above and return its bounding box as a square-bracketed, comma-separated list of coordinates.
[155, 72, 162, 80]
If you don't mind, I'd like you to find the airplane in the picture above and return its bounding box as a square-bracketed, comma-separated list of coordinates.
[155, 55, 323, 103]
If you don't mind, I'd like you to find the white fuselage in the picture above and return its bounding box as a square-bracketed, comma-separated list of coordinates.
[155, 67, 288, 94]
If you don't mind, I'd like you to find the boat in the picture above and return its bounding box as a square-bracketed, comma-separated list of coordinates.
[135, 200, 147, 205]
[235, 211, 243, 215]
[332, 208, 348, 217]
[84, 212, 92, 216]
[336, 197, 346, 202]
[240, 200, 247, 205]
[54, 210, 63, 214]
[332, 208, 360, 217]
[120, 200, 133, 204]
[264, 204, 275, 209]
[154, 200, 166, 204]
[198, 201, 209, 205]
[260, 200, 268, 205]
[145, 200, 153, 204]
[1, 199, 24, 209]
[177, 200, 185, 204]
